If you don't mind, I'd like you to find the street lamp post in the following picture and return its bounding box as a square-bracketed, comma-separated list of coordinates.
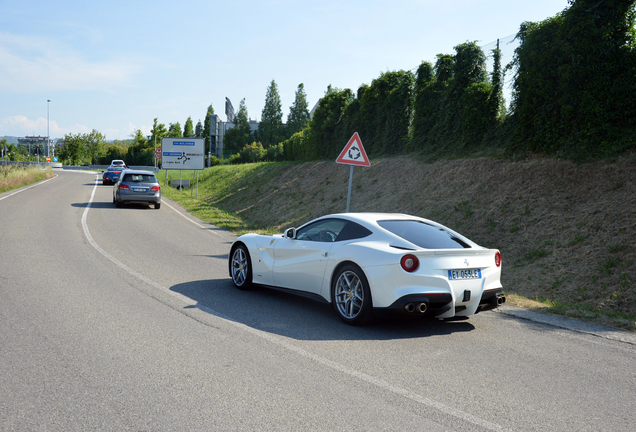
[47, 99, 51, 158]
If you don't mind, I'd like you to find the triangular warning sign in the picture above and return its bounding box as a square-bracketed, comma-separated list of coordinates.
[336, 132, 370, 167]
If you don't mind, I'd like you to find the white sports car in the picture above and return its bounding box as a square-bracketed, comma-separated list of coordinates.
[229, 213, 505, 325]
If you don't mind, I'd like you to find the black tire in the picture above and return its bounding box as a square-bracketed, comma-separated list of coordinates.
[154, 203, 161, 209]
[230, 244, 253, 290]
[331, 264, 373, 325]
[115, 197, 122, 208]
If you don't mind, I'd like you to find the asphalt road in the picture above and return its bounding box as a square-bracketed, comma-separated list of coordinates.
[1, 170, 634, 431]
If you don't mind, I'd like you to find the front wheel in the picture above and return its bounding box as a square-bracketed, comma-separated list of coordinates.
[332, 264, 373, 325]
[230, 244, 253, 290]
[154, 203, 161, 209]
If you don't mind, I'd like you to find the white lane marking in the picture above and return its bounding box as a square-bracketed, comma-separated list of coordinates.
[0, 174, 58, 202]
[162, 200, 220, 236]
[81, 175, 505, 432]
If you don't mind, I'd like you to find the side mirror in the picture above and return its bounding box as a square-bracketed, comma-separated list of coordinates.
[285, 228, 296, 239]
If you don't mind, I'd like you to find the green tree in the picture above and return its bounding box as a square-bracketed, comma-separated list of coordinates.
[183, 116, 194, 137]
[6, 143, 19, 161]
[488, 39, 505, 120]
[85, 129, 107, 164]
[511, 0, 636, 158]
[59, 133, 87, 165]
[307, 86, 354, 159]
[224, 99, 251, 153]
[286, 83, 310, 138]
[202, 104, 215, 155]
[259, 80, 284, 146]
[409, 61, 438, 151]
[168, 122, 182, 137]
[195, 120, 203, 138]
[150, 118, 168, 150]
[435, 54, 454, 82]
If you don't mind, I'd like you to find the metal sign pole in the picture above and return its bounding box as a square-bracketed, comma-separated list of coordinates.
[346, 165, 354, 212]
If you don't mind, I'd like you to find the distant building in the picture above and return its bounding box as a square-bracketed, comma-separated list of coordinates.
[17, 135, 54, 156]
[208, 115, 260, 159]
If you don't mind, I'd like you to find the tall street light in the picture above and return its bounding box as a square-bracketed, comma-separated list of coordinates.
[47, 99, 51, 158]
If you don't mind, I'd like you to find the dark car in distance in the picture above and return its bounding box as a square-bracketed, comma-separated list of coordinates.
[113, 170, 161, 209]
[103, 166, 126, 185]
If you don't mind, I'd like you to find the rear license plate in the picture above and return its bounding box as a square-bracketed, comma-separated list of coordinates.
[448, 269, 482, 280]
[133, 188, 146, 192]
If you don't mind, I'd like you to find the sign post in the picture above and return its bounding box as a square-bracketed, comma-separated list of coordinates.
[336, 132, 370, 212]
[161, 137, 205, 197]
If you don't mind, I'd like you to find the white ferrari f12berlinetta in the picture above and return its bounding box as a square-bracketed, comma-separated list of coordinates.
[229, 213, 505, 325]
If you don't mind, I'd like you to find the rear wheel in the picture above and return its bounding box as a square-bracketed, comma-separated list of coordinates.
[154, 203, 161, 209]
[230, 244, 253, 290]
[332, 264, 373, 325]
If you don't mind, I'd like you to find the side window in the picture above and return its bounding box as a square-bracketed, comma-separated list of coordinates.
[336, 222, 372, 241]
[296, 219, 348, 243]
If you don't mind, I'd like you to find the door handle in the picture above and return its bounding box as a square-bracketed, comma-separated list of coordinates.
[322, 252, 328, 257]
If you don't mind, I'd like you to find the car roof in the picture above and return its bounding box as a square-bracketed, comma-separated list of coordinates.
[317, 213, 422, 225]
[121, 170, 157, 176]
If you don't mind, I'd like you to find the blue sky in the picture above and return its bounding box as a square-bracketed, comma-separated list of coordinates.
[0, 0, 570, 140]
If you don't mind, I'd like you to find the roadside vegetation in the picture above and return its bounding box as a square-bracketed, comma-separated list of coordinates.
[15, 1, 631, 330]
[160, 151, 636, 333]
[0, 164, 54, 194]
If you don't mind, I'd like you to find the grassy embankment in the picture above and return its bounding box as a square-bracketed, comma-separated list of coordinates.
[160, 154, 636, 331]
[0, 165, 55, 194]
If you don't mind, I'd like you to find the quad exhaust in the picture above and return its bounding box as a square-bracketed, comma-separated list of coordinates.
[496, 294, 506, 305]
[404, 302, 428, 314]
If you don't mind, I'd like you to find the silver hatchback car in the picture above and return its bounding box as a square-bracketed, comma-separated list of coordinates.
[113, 170, 161, 209]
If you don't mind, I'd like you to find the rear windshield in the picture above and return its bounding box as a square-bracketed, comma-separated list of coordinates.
[378, 220, 470, 249]
[122, 174, 156, 183]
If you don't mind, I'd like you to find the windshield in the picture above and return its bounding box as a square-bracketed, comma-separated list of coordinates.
[122, 174, 156, 183]
[378, 220, 470, 249]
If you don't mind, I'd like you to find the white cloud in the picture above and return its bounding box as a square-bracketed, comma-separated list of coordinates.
[0, 33, 145, 93]
[0, 114, 90, 137]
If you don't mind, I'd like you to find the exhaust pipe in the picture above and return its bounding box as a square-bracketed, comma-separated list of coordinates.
[404, 303, 415, 313]
[497, 295, 506, 305]
[417, 302, 427, 314]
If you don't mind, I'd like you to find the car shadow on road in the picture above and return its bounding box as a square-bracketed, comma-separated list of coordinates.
[170, 278, 475, 341]
[71, 201, 118, 209]
[71, 202, 156, 209]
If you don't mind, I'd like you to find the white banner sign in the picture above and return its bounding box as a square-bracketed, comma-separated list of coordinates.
[161, 138, 205, 170]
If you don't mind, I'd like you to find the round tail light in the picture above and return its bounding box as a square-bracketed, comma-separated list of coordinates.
[400, 254, 419, 272]
[495, 251, 502, 267]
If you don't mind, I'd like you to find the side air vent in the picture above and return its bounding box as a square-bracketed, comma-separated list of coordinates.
[390, 244, 416, 251]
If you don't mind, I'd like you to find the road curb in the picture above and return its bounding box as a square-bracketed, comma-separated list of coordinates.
[496, 305, 636, 345]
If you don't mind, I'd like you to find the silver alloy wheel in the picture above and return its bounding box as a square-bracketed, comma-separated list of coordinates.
[231, 247, 248, 286]
[334, 270, 364, 319]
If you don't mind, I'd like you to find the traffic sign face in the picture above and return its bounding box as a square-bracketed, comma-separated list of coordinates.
[155, 146, 162, 159]
[336, 132, 370, 167]
[161, 138, 204, 170]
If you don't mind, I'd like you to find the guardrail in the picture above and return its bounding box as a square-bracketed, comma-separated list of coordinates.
[1, 160, 159, 172]
[1, 161, 63, 168]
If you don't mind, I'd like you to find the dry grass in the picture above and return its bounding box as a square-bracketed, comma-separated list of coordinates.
[0, 165, 55, 193]
[162, 153, 636, 331]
